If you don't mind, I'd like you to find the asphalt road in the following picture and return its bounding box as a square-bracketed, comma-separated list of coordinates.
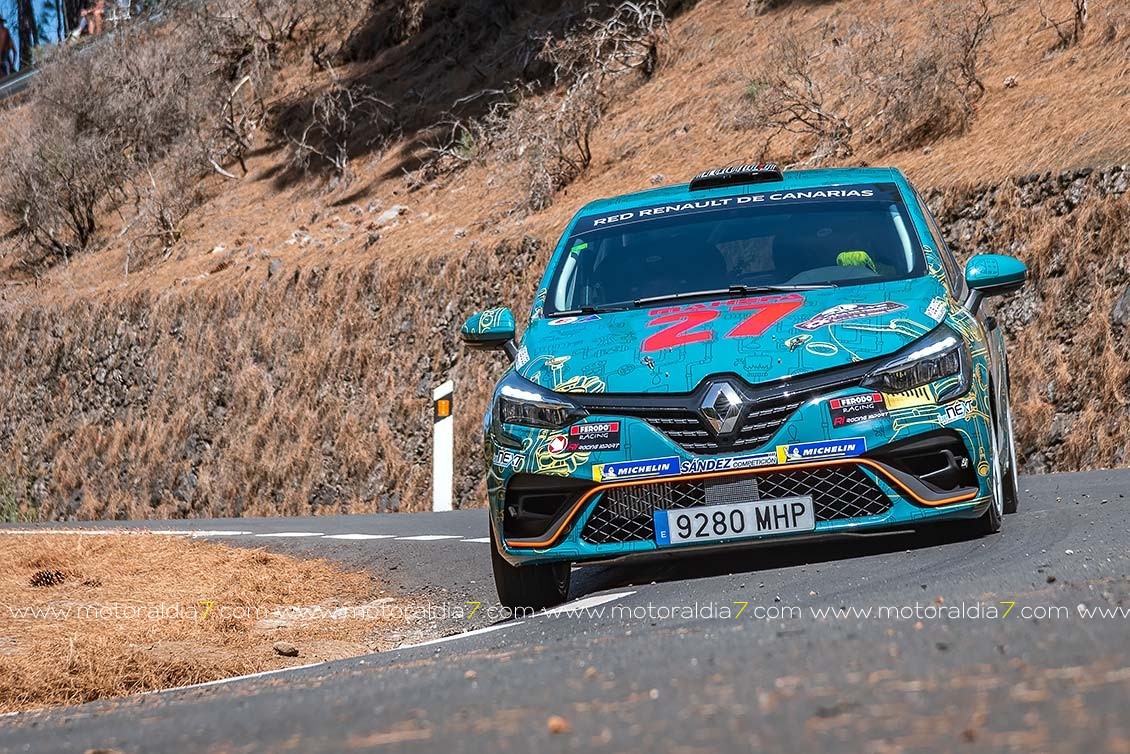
[2, 469, 1129, 753]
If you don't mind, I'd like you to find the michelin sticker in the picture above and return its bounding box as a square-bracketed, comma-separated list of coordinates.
[679, 454, 777, 474]
[593, 456, 680, 483]
[776, 438, 866, 464]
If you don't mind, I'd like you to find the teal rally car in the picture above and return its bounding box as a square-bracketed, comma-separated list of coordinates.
[462, 164, 1027, 609]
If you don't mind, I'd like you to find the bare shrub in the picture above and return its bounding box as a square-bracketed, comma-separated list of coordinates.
[180, 0, 363, 74]
[416, 92, 512, 180]
[843, 8, 992, 150]
[498, 2, 669, 208]
[416, 1, 669, 207]
[507, 78, 604, 210]
[870, 0, 993, 148]
[0, 0, 367, 267]
[1036, 0, 1088, 48]
[540, 0, 668, 85]
[0, 23, 218, 265]
[740, 2, 994, 160]
[931, 0, 993, 107]
[0, 112, 127, 263]
[126, 145, 205, 260]
[742, 32, 853, 164]
[285, 70, 398, 186]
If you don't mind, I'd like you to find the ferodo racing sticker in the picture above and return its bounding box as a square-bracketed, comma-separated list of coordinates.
[548, 422, 622, 454]
[828, 393, 889, 427]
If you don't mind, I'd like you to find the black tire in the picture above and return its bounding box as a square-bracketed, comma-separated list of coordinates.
[975, 424, 1004, 536]
[974, 490, 1002, 535]
[490, 526, 570, 611]
[998, 380, 1021, 515]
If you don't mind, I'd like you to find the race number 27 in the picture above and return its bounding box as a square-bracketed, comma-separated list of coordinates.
[642, 295, 804, 353]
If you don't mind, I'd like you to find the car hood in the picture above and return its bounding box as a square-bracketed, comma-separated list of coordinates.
[517, 277, 951, 394]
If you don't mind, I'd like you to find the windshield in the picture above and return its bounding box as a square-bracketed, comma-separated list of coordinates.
[545, 182, 925, 315]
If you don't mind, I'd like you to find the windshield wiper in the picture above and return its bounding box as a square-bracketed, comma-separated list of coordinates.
[549, 304, 632, 317]
[633, 284, 834, 307]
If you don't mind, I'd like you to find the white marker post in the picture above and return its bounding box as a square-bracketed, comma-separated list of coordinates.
[432, 380, 455, 512]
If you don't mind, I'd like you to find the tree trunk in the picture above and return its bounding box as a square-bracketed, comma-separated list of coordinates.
[62, 0, 83, 36]
[16, 0, 37, 69]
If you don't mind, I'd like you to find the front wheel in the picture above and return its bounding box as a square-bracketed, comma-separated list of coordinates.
[490, 525, 570, 611]
[998, 380, 1021, 515]
[974, 428, 1004, 536]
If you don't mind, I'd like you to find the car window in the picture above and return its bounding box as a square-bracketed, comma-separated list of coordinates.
[913, 191, 965, 298]
[546, 183, 926, 314]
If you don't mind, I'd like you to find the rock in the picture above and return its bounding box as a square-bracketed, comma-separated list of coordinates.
[1003, 75, 1018, 88]
[1112, 286, 1130, 327]
[268, 259, 282, 279]
[546, 715, 571, 734]
[172, 471, 197, 503]
[375, 205, 409, 227]
[272, 641, 299, 657]
[649, 173, 665, 185]
[256, 618, 289, 631]
[453, 228, 468, 238]
[1047, 413, 1071, 445]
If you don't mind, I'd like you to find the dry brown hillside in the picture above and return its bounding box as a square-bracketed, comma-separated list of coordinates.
[0, 0, 1127, 520]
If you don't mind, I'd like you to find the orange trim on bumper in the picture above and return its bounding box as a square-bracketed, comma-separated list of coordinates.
[505, 457, 979, 550]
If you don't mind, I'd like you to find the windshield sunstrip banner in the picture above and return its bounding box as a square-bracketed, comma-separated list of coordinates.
[571, 183, 902, 235]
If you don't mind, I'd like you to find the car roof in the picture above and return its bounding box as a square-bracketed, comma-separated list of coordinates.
[575, 166, 905, 216]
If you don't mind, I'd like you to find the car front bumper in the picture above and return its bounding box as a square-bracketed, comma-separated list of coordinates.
[486, 384, 996, 567]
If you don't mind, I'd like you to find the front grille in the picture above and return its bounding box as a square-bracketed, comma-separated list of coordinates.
[573, 372, 861, 454]
[605, 399, 808, 454]
[580, 465, 891, 545]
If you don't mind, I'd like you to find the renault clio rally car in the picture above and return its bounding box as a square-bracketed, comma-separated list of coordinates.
[462, 164, 1027, 609]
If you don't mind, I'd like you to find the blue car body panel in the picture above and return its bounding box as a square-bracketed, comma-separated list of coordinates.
[481, 167, 1008, 565]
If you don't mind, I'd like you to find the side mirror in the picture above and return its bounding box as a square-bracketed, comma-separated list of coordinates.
[963, 253, 1027, 315]
[461, 308, 518, 360]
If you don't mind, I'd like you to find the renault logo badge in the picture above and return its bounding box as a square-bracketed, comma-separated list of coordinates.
[700, 382, 743, 435]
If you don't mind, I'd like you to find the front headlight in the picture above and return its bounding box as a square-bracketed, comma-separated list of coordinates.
[494, 371, 588, 429]
[862, 325, 971, 403]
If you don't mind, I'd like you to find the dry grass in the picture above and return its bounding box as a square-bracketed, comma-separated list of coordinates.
[0, 533, 424, 712]
[930, 180, 1130, 471]
[0, 239, 541, 519]
[0, 0, 1126, 518]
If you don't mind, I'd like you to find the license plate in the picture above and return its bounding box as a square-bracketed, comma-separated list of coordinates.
[654, 497, 815, 547]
